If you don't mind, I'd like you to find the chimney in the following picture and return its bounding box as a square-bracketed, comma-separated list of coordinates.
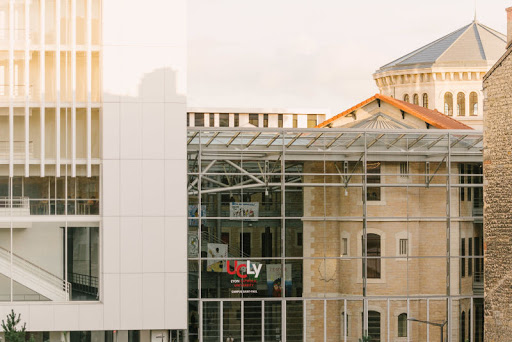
[507, 7, 512, 48]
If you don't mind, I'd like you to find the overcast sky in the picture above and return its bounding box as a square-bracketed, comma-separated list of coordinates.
[188, 0, 508, 117]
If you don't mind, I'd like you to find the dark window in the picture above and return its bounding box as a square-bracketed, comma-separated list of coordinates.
[398, 313, 407, 337]
[367, 162, 381, 201]
[444, 92, 454, 116]
[460, 312, 466, 342]
[403, 94, 409, 102]
[234, 113, 239, 127]
[195, 113, 204, 127]
[460, 164, 465, 201]
[307, 114, 317, 128]
[261, 230, 272, 257]
[209, 113, 215, 127]
[363, 234, 381, 279]
[422, 93, 428, 108]
[240, 232, 251, 256]
[187, 113, 190, 126]
[263, 114, 269, 127]
[457, 92, 465, 116]
[219, 114, 229, 127]
[461, 238, 466, 277]
[364, 311, 380, 342]
[468, 237, 473, 276]
[278, 115, 283, 128]
[293, 114, 298, 128]
[249, 114, 259, 126]
[297, 232, 303, 247]
[470, 92, 478, 115]
[342, 312, 349, 337]
[105, 331, 114, 342]
[413, 93, 419, 105]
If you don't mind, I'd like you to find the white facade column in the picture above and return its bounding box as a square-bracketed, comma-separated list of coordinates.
[39, 0, 45, 176]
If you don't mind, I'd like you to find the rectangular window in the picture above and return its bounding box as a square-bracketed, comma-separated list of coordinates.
[293, 114, 298, 128]
[400, 162, 409, 178]
[234, 113, 239, 127]
[342, 237, 348, 255]
[461, 238, 466, 277]
[209, 113, 215, 127]
[460, 164, 465, 201]
[297, 232, 303, 247]
[128, 331, 140, 342]
[278, 114, 283, 128]
[194, 113, 204, 127]
[367, 162, 381, 201]
[240, 232, 251, 256]
[263, 114, 269, 127]
[219, 113, 229, 127]
[399, 239, 408, 256]
[468, 237, 473, 277]
[261, 231, 272, 257]
[249, 113, 259, 126]
[307, 114, 317, 128]
[187, 113, 190, 126]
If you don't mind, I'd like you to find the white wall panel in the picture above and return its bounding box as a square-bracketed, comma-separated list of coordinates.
[53, 305, 79, 331]
[78, 305, 104, 331]
[164, 103, 187, 160]
[102, 273, 121, 329]
[142, 103, 165, 159]
[119, 273, 143, 329]
[119, 103, 142, 159]
[164, 217, 187, 273]
[143, 217, 165, 273]
[102, 102, 120, 159]
[103, 217, 120, 273]
[164, 159, 187, 217]
[164, 273, 187, 328]
[119, 160, 142, 216]
[119, 217, 143, 273]
[142, 273, 165, 329]
[142, 160, 165, 216]
[102, 159, 120, 217]
[28, 305, 54, 331]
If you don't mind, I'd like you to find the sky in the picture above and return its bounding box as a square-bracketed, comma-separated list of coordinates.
[187, 0, 509, 117]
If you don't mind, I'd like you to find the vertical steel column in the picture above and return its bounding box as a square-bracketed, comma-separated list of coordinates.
[23, 0, 29, 177]
[447, 134, 452, 342]
[363, 133, 368, 334]
[262, 300, 265, 342]
[86, 0, 91, 176]
[8, 0, 14, 177]
[344, 299, 347, 342]
[197, 130, 203, 342]
[470, 297, 473, 342]
[55, 0, 61, 177]
[387, 299, 390, 342]
[303, 300, 307, 342]
[427, 298, 430, 342]
[71, 0, 76, 177]
[220, 301, 223, 342]
[323, 300, 326, 342]
[40, 0, 45, 177]
[199, 300, 203, 342]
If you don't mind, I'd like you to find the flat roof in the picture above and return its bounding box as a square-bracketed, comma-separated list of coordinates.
[187, 107, 330, 116]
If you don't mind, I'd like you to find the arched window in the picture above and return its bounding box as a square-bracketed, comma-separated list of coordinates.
[470, 92, 478, 115]
[444, 92, 453, 116]
[457, 92, 466, 116]
[460, 311, 466, 342]
[363, 234, 381, 279]
[403, 94, 409, 103]
[398, 313, 407, 337]
[413, 94, 419, 105]
[422, 93, 428, 108]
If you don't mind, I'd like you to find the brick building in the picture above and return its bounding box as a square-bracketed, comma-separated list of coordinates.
[482, 6, 512, 341]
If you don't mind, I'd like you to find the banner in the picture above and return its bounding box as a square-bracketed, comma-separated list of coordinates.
[188, 204, 206, 226]
[206, 243, 228, 272]
[266, 264, 292, 297]
[230, 202, 259, 221]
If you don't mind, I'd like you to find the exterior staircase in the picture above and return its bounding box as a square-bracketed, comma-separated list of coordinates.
[0, 246, 71, 301]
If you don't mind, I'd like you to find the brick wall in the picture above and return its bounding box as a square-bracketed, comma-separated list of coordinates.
[483, 48, 512, 340]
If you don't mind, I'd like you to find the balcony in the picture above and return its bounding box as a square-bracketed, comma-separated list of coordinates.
[473, 271, 483, 295]
[0, 140, 34, 159]
[0, 197, 99, 216]
[0, 196, 30, 216]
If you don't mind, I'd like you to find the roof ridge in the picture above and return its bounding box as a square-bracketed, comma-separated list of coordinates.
[473, 23, 487, 60]
[434, 22, 476, 63]
[476, 22, 507, 42]
[378, 23, 471, 71]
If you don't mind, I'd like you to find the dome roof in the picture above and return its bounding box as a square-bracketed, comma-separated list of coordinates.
[376, 20, 507, 74]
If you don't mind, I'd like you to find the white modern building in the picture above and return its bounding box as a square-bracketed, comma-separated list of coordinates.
[0, 0, 188, 341]
[373, 19, 506, 130]
[187, 108, 328, 129]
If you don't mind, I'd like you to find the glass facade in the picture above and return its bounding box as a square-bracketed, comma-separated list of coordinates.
[187, 128, 484, 342]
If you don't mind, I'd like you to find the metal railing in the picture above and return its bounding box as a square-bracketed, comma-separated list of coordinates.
[0, 245, 71, 300]
[68, 272, 98, 297]
[0, 196, 29, 209]
[0, 140, 34, 157]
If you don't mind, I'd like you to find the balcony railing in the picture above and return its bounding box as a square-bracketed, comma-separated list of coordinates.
[0, 140, 34, 158]
[0, 197, 99, 216]
[0, 196, 30, 216]
[473, 271, 483, 294]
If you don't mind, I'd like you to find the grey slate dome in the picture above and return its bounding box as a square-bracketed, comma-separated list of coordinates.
[376, 20, 507, 73]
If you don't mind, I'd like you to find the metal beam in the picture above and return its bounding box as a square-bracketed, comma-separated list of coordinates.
[246, 132, 261, 147]
[345, 134, 362, 148]
[408, 134, 426, 149]
[467, 137, 483, 150]
[326, 133, 343, 148]
[367, 134, 384, 148]
[450, 135, 468, 148]
[306, 133, 323, 148]
[427, 156, 447, 187]
[187, 132, 198, 145]
[225, 160, 265, 184]
[286, 133, 302, 148]
[226, 132, 241, 147]
[427, 135, 445, 150]
[386, 134, 405, 150]
[205, 132, 219, 147]
[266, 133, 280, 147]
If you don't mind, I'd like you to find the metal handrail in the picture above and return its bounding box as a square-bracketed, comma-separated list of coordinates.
[0, 196, 30, 208]
[0, 245, 71, 298]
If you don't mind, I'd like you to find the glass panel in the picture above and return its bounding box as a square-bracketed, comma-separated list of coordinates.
[67, 226, 99, 301]
[203, 301, 221, 341]
[244, 301, 262, 342]
[264, 301, 282, 341]
[286, 300, 303, 342]
[223, 301, 241, 341]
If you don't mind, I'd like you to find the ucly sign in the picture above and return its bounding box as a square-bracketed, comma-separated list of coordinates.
[227, 260, 262, 279]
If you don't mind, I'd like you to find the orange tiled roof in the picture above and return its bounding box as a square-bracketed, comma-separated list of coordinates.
[316, 94, 473, 130]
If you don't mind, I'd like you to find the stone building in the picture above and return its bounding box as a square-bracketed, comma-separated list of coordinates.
[374, 19, 506, 130]
[482, 6, 512, 341]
